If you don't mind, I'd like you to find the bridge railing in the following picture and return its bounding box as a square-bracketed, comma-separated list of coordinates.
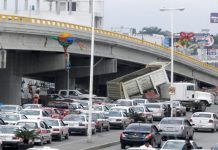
[0, 13, 218, 73]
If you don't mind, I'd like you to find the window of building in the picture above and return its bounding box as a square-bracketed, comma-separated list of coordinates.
[60, 2, 66, 11]
[68, 2, 76, 11]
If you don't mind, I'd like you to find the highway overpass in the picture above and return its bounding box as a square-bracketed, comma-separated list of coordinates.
[0, 14, 218, 104]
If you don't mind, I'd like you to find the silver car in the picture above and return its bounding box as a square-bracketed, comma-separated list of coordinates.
[107, 111, 131, 129]
[158, 117, 194, 140]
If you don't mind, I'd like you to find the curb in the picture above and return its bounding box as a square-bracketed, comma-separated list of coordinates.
[81, 141, 120, 150]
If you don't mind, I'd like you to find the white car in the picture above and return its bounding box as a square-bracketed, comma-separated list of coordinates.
[190, 112, 218, 132]
[17, 119, 52, 146]
[0, 125, 24, 149]
[20, 109, 50, 119]
[161, 140, 202, 150]
[63, 114, 96, 136]
[22, 104, 42, 109]
[0, 113, 27, 125]
[110, 106, 134, 114]
[107, 110, 131, 129]
[145, 103, 166, 120]
[0, 105, 22, 113]
[43, 118, 69, 141]
[131, 105, 153, 123]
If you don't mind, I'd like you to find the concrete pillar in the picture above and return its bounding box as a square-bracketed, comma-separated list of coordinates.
[15, 0, 18, 14]
[36, 0, 40, 14]
[3, 0, 7, 10]
[25, 0, 28, 11]
[68, 0, 72, 15]
[55, 71, 76, 91]
[0, 52, 22, 105]
[49, 1, 52, 11]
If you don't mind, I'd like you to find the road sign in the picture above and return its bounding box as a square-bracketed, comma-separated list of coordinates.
[168, 86, 176, 95]
[0, 50, 6, 69]
[210, 13, 218, 23]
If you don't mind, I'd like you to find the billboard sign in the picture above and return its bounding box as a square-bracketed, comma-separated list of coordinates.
[210, 13, 218, 23]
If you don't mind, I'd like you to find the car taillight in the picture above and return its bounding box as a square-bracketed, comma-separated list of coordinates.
[120, 133, 126, 139]
[53, 128, 60, 131]
[209, 119, 214, 123]
[145, 133, 152, 139]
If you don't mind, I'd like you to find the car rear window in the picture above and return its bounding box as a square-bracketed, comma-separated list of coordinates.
[193, 113, 211, 118]
[108, 111, 122, 117]
[1, 106, 16, 111]
[0, 126, 18, 134]
[63, 115, 85, 122]
[117, 101, 132, 106]
[44, 120, 59, 126]
[126, 124, 151, 131]
[132, 107, 144, 113]
[160, 119, 183, 125]
[17, 122, 38, 129]
[163, 141, 185, 149]
[20, 110, 40, 116]
[145, 104, 160, 108]
[23, 105, 39, 109]
[2, 115, 20, 121]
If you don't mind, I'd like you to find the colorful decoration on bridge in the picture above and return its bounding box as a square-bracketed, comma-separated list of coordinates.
[44, 32, 75, 70]
[176, 32, 194, 47]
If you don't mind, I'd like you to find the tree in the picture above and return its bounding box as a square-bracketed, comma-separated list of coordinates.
[139, 26, 170, 36]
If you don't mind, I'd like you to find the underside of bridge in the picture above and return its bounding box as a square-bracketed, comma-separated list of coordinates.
[0, 50, 215, 105]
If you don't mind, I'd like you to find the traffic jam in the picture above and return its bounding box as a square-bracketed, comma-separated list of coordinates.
[0, 88, 217, 150]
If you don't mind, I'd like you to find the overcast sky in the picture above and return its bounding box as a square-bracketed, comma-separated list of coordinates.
[104, 0, 218, 34]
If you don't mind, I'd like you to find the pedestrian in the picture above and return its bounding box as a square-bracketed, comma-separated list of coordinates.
[33, 88, 40, 104]
[182, 137, 193, 150]
[167, 104, 171, 117]
[140, 139, 153, 149]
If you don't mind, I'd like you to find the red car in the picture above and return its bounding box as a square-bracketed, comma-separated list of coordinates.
[47, 101, 71, 118]
[43, 107, 63, 119]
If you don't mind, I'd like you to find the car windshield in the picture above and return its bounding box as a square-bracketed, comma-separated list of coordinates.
[108, 111, 122, 117]
[93, 106, 103, 111]
[105, 104, 115, 110]
[145, 104, 160, 108]
[20, 110, 40, 116]
[63, 115, 85, 122]
[17, 122, 38, 129]
[160, 119, 183, 125]
[132, 107, 144, 113]
[0, 126, 18, 134]
[1, 114, 20, 121]
[193, 113, 212, 118]
[126, 124, 151, 132]
[117, 101, 132, 106]
[1, 106, 16, 111]
[44, 120, 59, 126]
[162, 141, 185, 149]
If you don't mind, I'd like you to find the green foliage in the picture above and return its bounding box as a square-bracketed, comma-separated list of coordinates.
[15, 129, 38, 143]
[139, 26, 170, 36]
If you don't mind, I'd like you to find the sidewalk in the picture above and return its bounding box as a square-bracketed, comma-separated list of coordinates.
[51, 131, 120, 150]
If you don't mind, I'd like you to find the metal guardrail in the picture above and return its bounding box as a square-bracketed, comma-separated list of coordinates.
[0, 14, 218, 73]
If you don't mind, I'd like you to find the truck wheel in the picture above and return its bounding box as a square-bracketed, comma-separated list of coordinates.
[200, 101, 207, 112]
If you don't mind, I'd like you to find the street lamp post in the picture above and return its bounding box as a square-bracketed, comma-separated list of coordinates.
[87, 0, 95, 143]
[160, 7, 185, 117]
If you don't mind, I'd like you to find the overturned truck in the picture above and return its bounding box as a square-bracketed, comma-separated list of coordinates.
[107, 62, 169, 100]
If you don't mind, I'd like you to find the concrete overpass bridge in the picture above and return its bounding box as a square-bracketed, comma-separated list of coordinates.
[0, 14, 218, 104]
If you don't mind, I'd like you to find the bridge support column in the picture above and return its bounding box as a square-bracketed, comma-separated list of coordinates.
[36, 0, 40, 14]
[15, 0, 18, 14]
[0, 52, 22, 105]
[55, 71, 76, 91]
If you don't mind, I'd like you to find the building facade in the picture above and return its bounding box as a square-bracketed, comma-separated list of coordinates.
[0, 0, 104, 28]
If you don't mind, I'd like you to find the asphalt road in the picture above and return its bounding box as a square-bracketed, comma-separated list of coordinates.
[30, 104, 218, 150]
[100, 104, 218, 150]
